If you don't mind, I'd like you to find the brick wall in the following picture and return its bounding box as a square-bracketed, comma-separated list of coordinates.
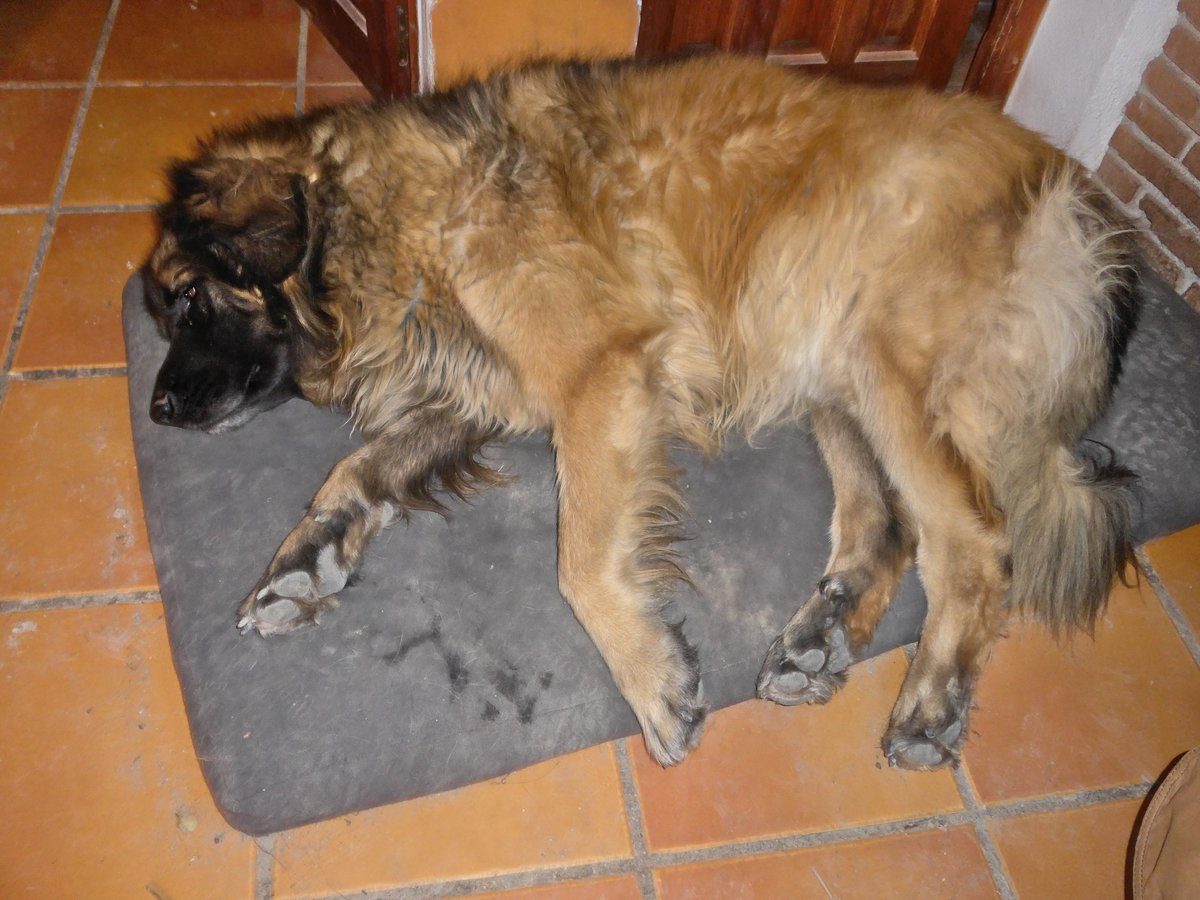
[1096, 0, 1200, 311]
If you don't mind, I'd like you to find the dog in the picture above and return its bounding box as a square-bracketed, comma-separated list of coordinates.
[143, 54, 1142, 770]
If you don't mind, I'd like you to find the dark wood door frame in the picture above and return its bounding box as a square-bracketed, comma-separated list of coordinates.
[297, 0, 421, 98]
[965, 0, 1049, 100]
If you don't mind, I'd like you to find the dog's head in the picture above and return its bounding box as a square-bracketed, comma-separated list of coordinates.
[144, 155, 313, 432]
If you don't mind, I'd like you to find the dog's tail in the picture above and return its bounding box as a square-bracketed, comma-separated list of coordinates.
[995, 180, 1143, 634]
[1001, 440, 1137, 633]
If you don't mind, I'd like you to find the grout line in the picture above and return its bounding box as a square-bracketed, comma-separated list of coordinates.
[367, 859, 644, 898]
[0, 0, 121, 405]
[368, 778, 1155, 898]
[1135, 546, 1200, 667]
[640, 814, 973, 869]
[953, 766, 1017, 900]
[615, 738, 657, 899]
[58, 202, 158, 214]
[255, 834, 276, 900]
[96, 79, 296, 88]
[980, 782, 1152, 820]
[0, 81, 87, 89]
[0, 590, 160, 614]
[296, 10, 309, 115]
[9, 365, 127, 382]
[0, 78, 359, 90]
[0, 205, 52, 216]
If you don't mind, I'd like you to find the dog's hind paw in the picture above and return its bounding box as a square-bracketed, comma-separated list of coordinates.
[882, 698, 969, 771]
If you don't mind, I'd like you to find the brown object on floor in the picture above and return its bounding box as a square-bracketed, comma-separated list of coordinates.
[1135, 747, 1200, 898]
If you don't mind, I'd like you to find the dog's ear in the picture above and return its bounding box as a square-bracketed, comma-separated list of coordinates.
[164, 156, 309, 286]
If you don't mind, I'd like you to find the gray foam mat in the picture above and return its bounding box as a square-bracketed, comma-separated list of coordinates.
[123, 272, 1200, 834]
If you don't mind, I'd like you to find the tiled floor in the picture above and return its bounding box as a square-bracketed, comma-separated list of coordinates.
[2, 3, 1200, 898]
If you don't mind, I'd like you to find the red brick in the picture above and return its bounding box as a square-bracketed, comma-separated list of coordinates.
[1126, 94, 1190, 157]
[1186, 0, 1200, 29]
[1184, 282, 1200, 312]
[1111, 125, 1200, 224]
[1097, 150, 1142, 204]
[1143, 58, 1200, 133]
[1140, 195, 1200, 273]
[1140, 237, 1184, 289]
[1165, 22, 1200, 86]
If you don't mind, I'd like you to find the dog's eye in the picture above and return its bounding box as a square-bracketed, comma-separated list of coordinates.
[180, 284, 200, 324]
[167, 283, 197, 309]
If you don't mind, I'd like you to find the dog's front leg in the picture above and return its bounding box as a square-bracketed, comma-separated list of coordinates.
[237, 408, 497, 636]
[553, 354, 707, 766]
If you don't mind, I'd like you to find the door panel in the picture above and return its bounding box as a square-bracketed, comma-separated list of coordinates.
[638, 0, 982, 91]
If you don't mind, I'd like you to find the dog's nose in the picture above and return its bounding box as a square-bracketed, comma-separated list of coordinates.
[150, 389, 177, 424]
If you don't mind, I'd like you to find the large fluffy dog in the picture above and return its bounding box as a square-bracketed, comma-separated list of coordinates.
[143, 55, 1141, 770]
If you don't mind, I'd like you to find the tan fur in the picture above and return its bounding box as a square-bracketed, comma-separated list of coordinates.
[150, 55, 1141, 768]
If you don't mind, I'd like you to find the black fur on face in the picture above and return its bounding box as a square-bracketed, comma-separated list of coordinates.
[143, 273, 299, 432]
[144, 155, 313, 433]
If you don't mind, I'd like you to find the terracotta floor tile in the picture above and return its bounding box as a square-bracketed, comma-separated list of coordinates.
[0, 378, 156, 600]
[0, 603, 255, 896]
[0, 88, 78, 206]
[654, 827, 996, 899]
[64, 85, 294, 206]
[0, 0, 107, 81]
[432, 0, 639, 88]
[14, 211, 155, 371]
[0, 213, 44, 360]
[271, 744, 632, 897]
[101, 0, 299, 83]
[306, 25, 360, 84]
[1147, 524, 1200, 637]
[990, 799, 1142, 899]
[963, 582, 1200, 803]
[306, 84, 373, 109]
[631, 651, 963, 852]
[476, 875, 642, 899]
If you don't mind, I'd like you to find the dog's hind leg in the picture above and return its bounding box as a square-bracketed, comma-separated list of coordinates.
[237, 408, 500, 636]
[758, 404, 915, 706]
[853, 379, 1011, 770]
[553, 352, 706, 767]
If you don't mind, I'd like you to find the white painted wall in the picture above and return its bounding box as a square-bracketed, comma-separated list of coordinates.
[1005, 0, 1178, 169]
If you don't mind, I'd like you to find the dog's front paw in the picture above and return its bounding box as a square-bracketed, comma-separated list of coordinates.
[757, 576, 855, 706]
[756, 622, 851, 706]
[236, 565, 342, 637]
[636, 674, 707, 767]
[627, 627, 708, 766]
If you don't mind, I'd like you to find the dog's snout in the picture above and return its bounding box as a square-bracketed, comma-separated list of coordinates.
[150, 388, 177, 424]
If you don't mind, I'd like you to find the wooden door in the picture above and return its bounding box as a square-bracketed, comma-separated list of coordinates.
[638, 0, 982, 91]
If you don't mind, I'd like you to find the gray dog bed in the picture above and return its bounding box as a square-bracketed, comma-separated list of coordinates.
[123, 272, 1200, 835]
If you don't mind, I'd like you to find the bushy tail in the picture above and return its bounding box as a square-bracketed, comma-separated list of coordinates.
[1003, 442, 1137, 634]
[1001, 181, 1143, 634]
